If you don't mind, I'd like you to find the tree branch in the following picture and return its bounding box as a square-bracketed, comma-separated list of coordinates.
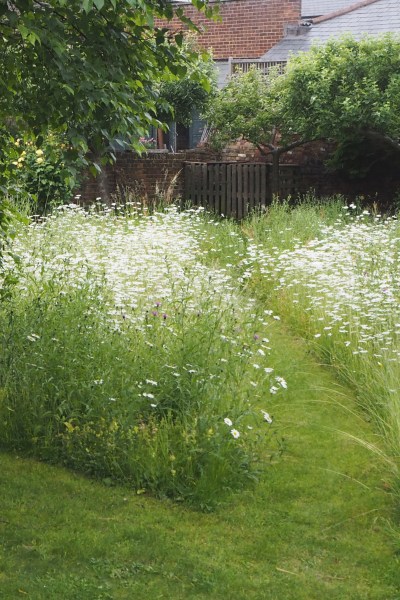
[255, 142, 274, 155]
[34, 0, 89, 42]
[280, 138, 315, 154]
[362, 129, 400, 153]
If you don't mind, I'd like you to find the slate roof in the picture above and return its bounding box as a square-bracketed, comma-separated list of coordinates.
[262, 0, 400, 62]
[301, 0, 359, 18]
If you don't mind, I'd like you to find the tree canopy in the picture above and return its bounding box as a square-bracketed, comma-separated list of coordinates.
[159, 36, 216, 127]
[277, 34, 400, 171]
[207, 34, 400, 194]
[0, 0, 215, 167]
[206, 67, 306, 195]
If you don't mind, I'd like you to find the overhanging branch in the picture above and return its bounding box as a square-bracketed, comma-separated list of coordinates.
[363, 129, 400, 153]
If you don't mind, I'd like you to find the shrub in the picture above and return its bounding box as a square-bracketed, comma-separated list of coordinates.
[0, 130, 83, 214]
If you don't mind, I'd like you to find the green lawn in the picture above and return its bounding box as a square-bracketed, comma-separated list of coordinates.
[1, 323, 398, 599]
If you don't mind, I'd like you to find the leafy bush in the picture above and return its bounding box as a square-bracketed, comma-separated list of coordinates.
[0, 130, 82, 213]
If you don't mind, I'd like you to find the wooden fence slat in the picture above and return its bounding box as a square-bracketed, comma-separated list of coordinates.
[220, 164, 227, 217]
[266, 164, 272, 205]
[248, 164, 255, 212]
[184, 161, 292, 218]
[184, 163, 191, 203]
[247, 163, 252, 212]
[208, 163, 215, 210]
[193, 164, 198, 205]
[184, 163, 191, 206]
[243, 164, 248, 218]
[237, 164, 243, 220]
[260, 164, 267, 207]
[214, 164, 220, 214]
[231, 163, 237, 218]
[255, 163, 260, 208]
[227, 164, 232, 218]
[198, 163, 207, 207]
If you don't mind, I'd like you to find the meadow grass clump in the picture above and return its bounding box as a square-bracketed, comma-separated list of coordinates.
[242, 195, 348, 250]
[0, 205, 285, 508]
[239, 199, 400, 485]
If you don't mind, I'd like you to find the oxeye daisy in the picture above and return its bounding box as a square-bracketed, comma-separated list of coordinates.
[261, 410, 273, 424]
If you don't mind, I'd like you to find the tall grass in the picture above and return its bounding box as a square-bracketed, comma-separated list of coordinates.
[3, 196, 398, 507]
[183, 196, 399, 506]
[240, 198, 400, 478]
[0, 205, 285, 509]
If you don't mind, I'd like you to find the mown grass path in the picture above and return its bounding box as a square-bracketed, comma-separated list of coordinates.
[1, 322, 399, 599]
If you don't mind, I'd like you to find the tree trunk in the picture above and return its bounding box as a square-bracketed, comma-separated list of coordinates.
[98, 168, 111, 204]
[91, 152, 111, 205]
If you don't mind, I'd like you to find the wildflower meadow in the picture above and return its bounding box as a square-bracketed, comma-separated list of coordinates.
[0, 204, 285, 509]
[1, 199, 400, 506]
[1, 198, 400, 599]
[244, 201, 400, 487]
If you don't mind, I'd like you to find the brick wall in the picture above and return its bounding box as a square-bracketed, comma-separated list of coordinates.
[78, 146, 400, 210]
[156, 0, 301, 59]
[78, 148, 221, 204]
[77, 165, 116, 204]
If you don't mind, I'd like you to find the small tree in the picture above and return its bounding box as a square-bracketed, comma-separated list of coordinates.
[0, 0, 215, 170]
[208, 35, 400, 197]
[206, 67, 308, 196]
[159, 38, 217, 128]
[277, 34, 400, 176]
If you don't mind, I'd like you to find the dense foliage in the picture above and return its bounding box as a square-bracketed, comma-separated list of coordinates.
[0, 0, 215, 167]
[207, 35, 400, 192]
[207, 68, 279, 152]
[206, 67, 306, 195]
[0, 131, 83, 213]
[159, 38, 216, 127]
[279, 35, 400, 154]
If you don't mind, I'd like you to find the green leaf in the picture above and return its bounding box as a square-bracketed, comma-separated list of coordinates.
[81, 0, 93, 13]
[17, 24, 29, 40]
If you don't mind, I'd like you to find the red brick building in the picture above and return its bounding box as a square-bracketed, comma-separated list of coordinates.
[157, 0, 301, 59]
[155, 0, 301, 150]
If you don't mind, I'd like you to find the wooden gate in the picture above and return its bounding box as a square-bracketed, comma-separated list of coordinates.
[184, 162, 272, 218]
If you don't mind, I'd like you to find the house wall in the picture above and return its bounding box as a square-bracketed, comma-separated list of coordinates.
[156, 0, 301, 59]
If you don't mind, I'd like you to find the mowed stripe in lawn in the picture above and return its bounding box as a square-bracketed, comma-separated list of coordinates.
[1, 321, 398, 600]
